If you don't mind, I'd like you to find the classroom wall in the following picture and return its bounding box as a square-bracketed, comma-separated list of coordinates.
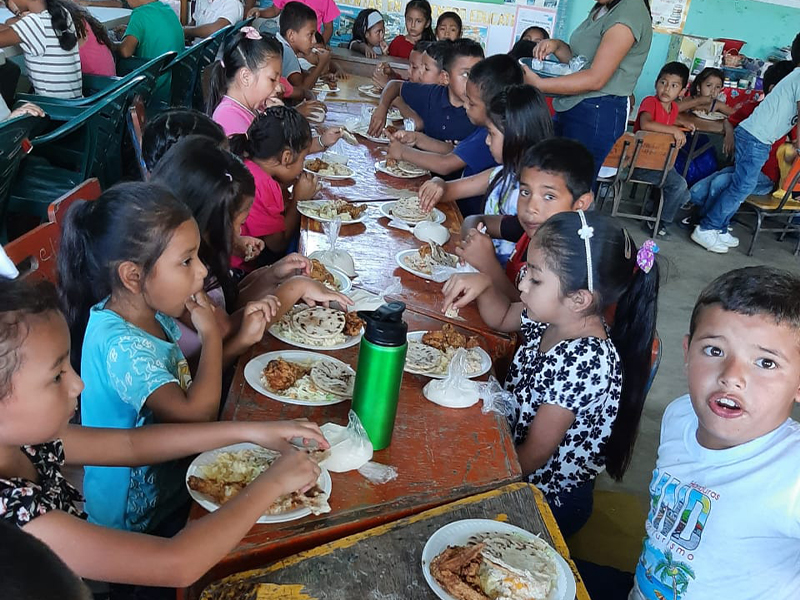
[563, 0, 800, 107]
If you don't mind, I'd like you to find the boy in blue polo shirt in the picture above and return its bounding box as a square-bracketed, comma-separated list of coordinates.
[385, 54, 524, 216]
[368, 38, 483, 144]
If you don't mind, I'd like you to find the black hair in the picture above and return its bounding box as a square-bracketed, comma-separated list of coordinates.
[229, 105, 312, 162]
[142, 108, 226, 172]
[413, 40, 432, 54]
[280, 1, 318, 37]
[763, 60, 795, 94]
[657, 61, 690, 88]
[442, 38, 484, 72]
[351, 8, 382, 44]
[469, 54, 524, 106]
[509, 39, 537, 61]
[405, 0, 435, 42]
[0, 278, 61, 401]
[424, 39, 453, 71]
[791, 31, 800, 66]
[63, 0, 114, 52]
[689, 267, 800, 340]
[520, 26, 549, 41]
[57, 182, 193, 370]
[206, 30, 283, 115]
[0, 520, 92, 600]
[314, 30, 324, 45]
[150, 136, 255, 310]
[533, 212, 659, 480]
[436, 11, 462, 37]
[486, 85, 553, 207]
[43, 0, 78, 51]
[689, 67, 724, 98]
[521, 137, 595, 200]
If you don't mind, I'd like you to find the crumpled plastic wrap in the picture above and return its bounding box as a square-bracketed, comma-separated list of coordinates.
[477, 376, 515, 416]
[358, 461, 398, 484]
[347, 276, 402, 312]
[308, 219, 356, 277]
[423, 349, 481, 409]
[529, 55, 588, 76]
[319, 410, 373, 473]
[430, 261, 479, 283]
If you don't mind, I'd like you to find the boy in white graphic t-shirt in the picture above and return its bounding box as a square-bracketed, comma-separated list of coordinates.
[631, 266, 800, 600]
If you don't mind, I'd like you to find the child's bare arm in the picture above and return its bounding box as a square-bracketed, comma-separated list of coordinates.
[461, 215, 503, 239]
[442, 273, 523, 332]
[516, 405, 575, 476]
[418, 169, 492, 212]
[321, 21, 334, 44]
[368, 81, 403, 136]
[392, 131, 454, 154]
[387, 142, 465, 175]
[639, 113, 687, 149]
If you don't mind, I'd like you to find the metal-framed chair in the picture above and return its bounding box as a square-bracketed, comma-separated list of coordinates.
[595, 132, 634, 213]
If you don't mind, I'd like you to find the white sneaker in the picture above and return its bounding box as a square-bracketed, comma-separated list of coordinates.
[691, 227, 729, 253]
[717, 230, 740, 248]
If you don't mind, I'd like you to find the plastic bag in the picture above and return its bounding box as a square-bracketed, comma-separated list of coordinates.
[477, 376, 515, 416]
[423, 349, 481, 409]
[347, 276, 402, 312]
[430, 261, 479, 283]
[319, 410, 373, 473]
[308, 219, 356, 278]
[358, 461, 398, 484]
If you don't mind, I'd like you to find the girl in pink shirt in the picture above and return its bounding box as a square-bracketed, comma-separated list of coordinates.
[65, 1, 116, 76]
[230, 106, 318, 269]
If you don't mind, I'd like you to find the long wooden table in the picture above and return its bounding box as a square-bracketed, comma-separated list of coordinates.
[198, 483, 589, 600]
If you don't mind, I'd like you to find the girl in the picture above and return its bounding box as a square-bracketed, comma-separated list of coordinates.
[679, 67, 734, 116]
[435, 11, 462, 41]
[230, 106, 317, 267]
[0, 0, 82, 98]
[142, 108, 228, 174]
[0, 276, 327, 590]
[63, 0, 116, 77]
[387, 0, 435, 59]
[350, 8, 388, 59]
[443, 211, 659, 537]
[520, 25, 549, 43]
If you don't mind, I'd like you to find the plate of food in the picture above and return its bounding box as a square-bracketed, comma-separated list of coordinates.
[269, 305, 364, 350]
[186, 442, 332, 524]
[358, 84, 383, 98]
[313, 81, 340, 94]
[422, 519, 576, 600]
[375, 159, 430, 179]
[379, 197, 445, 225]
[405, 327, 490, 378]
[395, 243, 457, 281]
[692, 110, 727, 121]
[350, 125, 390, 144]
[244, 350, 356, 405]
[309, 258, 352, 293]
[304, 158, 355, 180]
[365, 106, 404, 121]
[297, 200, 369, 224]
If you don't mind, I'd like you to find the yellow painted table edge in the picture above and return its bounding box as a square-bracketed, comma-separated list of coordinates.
[202, 482, 591, 600]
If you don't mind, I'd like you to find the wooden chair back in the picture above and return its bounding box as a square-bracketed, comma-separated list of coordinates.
[4, 221, 61, 282]
[626, 131, 678, 188]
[47, 178, 102, 225]
[602, 132, 635, 171]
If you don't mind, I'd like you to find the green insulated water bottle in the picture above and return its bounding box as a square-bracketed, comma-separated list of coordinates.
[351, 301, 408, 451]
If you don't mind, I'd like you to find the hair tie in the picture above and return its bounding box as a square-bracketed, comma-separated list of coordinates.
[220, 58, 225, 68]
[636, 239, 659, 274]
[366, 11, 384, 30]
[224, 172, 233, 182]
[241, 26, 262, 40]
[576, 210, 594, 292]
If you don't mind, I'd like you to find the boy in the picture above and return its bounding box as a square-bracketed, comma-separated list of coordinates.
[368, 38, 484, 143]
[457, 138, 593, 301]
[277, 1, 331, 101]
[184, 0, 243, 40]
[247, 0, 339, 44]
[691, 32, 800, 253]
[632, 266, 800, 600]
[388, 54, 523, 216]
[634, 61, 694, 238]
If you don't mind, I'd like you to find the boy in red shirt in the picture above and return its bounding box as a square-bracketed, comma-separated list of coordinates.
[635, 61, 695, 237]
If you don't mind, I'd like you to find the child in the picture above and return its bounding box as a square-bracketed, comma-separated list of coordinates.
[418, 38, 452, 85]
[0, 0, 82, 98]
[446, 138, 593, 303]
[0, 276, 328, 589]
[369, 38, 483, 142]
[230, 107, 317, 265]
[443, 211, 659, 537]
[399, 56, 529, 216]
[631, 266, 800, 600]
[678, 67, 735, 117]
[143, 108, 228, 174]
[519, 25, 549, 43]
[184, 0, 243, 40]
[277, 1, 332, 100]
[634, 61, 694, 238]
[435, 11, 461, 41]
[387, 0, 434, 59]
[207, 28, 284, 134]
[372, 40, 430, 90]
[349, 8, 387, 59]
[692, 33, 800, 253]
[64, 0, 116, 77]
[248, 0, 340, 44]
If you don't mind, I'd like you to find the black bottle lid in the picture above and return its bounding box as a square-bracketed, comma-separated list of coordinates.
[358, 301, 408, 347]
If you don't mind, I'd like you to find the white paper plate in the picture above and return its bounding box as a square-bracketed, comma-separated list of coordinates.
[302, 163, 355, 180]
[379, 201, 445, 225]
[244, 350, 354, 405]
[421, 519, 577, 600]
[692, 110, 726, 121]
[351, 127, 389, 144]
[186, 442, 333, 524]
[375, 160, 429, 179]
[269, 320, 363, 351]
[297, 201, 369, 225]
[358, 84, 382, 98]
[395, 249, 457, 282]
[397, 162, 430, 177]
[325, 265, 352, 293]
[313, 84, 340, 94]
[405, 331, 491, 379]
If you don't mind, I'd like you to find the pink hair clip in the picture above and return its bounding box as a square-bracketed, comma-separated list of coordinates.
[636, 239, 659, 274]
[241, 26, 262, 40]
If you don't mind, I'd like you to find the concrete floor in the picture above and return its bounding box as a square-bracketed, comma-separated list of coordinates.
[595, 213, 800, 502]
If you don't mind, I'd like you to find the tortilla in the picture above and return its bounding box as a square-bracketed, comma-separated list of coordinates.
[391, 197, 432, 223]
[341, 129, 358, 145]
[406, 341, 444, 373]
[310, 360, 355, 396]
[290, 307, 346, 341]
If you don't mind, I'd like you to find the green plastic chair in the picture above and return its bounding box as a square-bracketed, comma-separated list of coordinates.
[0, 115, 45, 242]
[192, 23, 234, 110]
[8, 76, 144, 220]
[147, 37, 215, 112]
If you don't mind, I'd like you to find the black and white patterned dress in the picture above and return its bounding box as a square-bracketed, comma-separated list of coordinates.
[504, 311, 623, 501]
